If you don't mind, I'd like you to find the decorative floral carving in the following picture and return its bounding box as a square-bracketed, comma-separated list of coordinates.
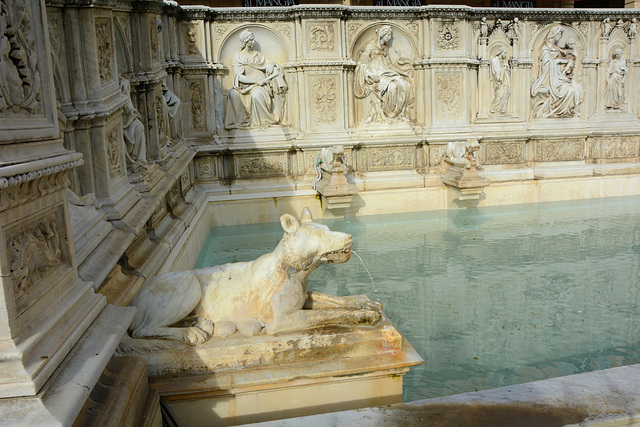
[48, 16, 63, 69]
[167, 181, 180, 208]
[180, 169, 190, 192]
[485, 142, 525, 165]
[155, 92, 165, 147]
[347, 22, 363, 45]
[214, 25, 229, 40]
[535, 140, 584, 162]
[197, 156, 216, 179]
[275, 24, 292, 41]
[190, 81, 204, 130]
[406, 21, 419, 39]
[106, 127, 123, 179]
[186, 26, 197, 55]
[309, 23, 335, 51]
[149, 18, 158, 60]
[590, 136, 639, 159]
[436, 73, 462, 120]
[237, 155, 286, 177]
[369, 147, 413, 170]
[8, 215, 63, 302]
[95, 18, 113, 82]
[430, 145, 443, 166]
[311, 76, 337, 125]
[0, 0, 42, 114]
[437, 23, 458, 50]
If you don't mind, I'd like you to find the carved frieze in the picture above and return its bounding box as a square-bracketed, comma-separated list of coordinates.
[0, 159, 82, 211]
[189, 81, 205, 131]
[149, 17, 158, 60]
[106, 126, 124, 179]
[430, 145, 443, 166]
[0, 0, 43, 115]
[196, 156, 216, 179]
[311, 76, 337, 125]
[95, 18, 113, 83]
[437, 23, 459, 50]
[180, 169, 190, 193]
[309, 22, 335, 51]
[155, 92, 165, 146]
[237, 154, 286, 178]
[534, 140, 584, 162]
[590, 136, 640, 159]
[48, 15, 63, 72]
[484, 142, 525, 165]
[436, 72, 462, 120]
[368, 147, 413, 171]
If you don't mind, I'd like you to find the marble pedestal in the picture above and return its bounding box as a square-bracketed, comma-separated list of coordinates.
[442, 159, 491, 200]
[315, 168, 358, 210]
[128, 309, 422, 426]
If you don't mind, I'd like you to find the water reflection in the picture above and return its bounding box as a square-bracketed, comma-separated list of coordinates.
[195, 197, 640, 402]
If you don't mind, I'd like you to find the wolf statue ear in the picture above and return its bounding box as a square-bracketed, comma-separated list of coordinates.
[300, 207, 313, 223]
[281, 213, 300, 234]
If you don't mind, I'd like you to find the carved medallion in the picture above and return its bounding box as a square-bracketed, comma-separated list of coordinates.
[437, 23, 459, 50]
[309, 23, 335, 51]
[190, 81, 205, 131]
[95, 18, 113, 83]
[0, 0, 43, 114]
[436, 73, 462, 120]
[311, 76, 337, 125]
[237, 154, 286, 178]
[197, 156, 216, 179]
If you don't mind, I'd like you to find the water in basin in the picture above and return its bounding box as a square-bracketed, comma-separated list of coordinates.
[194, 196, 640, 402]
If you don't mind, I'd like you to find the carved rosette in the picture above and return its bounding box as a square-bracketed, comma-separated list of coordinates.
[309, 23, 335, 52]
[196, 156, 216, 179]
[214, 25, 230, 42]
[368, 147, 413, 171]
[189, 81, 205, 131]
[436, 73, 462, 120]
[95, 18, 113, 83]
[485, 142, 525, 165]
[311, 76, 337, 125]
[237, 154, 286, 178]
[105, 127, 124, 179]
[535, 140, 584, 162]
[590, 136, 640, 159]
[180, 169, 190, 193]
[0, 0, 43, 115]
[437, 23, 459, 50]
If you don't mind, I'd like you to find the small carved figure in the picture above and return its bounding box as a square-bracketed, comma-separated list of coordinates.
[186, 27, 197, 54]
[490, 47, 511, 115]
[162, 82, 181, 140]
[605, 48, 626, 110]
[354, 25, 414, 124]
[629, 18, 637, 38]
[444, 138, 481, 170]
[603, 18, 612, 37]
[119, 79, 147, 172]
[224, 29, 288, 130]
[125, 208, 382, 346]
[508, 17, 521, 39]
[531, 27, 584, 118]
[480, 17, 489, 38]
[312, 146, 346, 190]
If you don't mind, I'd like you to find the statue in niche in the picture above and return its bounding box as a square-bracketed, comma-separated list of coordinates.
[354, 25, 414, 124]
[628, 18, 637, 38]
[119, 78, 148, 173]
[224, 29, 288, 130]
[489, 47, 511, 115]
[531, 27, 584, 119]
[162, 82, 181, 140]
[122, 208, 382, 347]
[602, 18, 613, 38]
[605, 49, 626, 110]
[480, 17, 489, 38]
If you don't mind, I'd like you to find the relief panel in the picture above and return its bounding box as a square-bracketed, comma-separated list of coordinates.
[308, 22, 337, 53]
[534, 140, 584, 162]
[236, 154, 286, 178]
[367, 147, 414, 171]
[436, 72, 463, 121]
[589, 136, 640, 159]
[95, 18, 114, 84]
[189, 80, 205, 131]
[105, 125, 125, 180]
[310, 75, 338, 126]
[196, 156, 216, 179]
[484, 141, 525, 165]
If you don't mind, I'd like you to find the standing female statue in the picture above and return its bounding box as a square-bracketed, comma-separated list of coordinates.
[489, 47, 511, 115]
[531, 26, 583, 118]
[605, 49, 626, 110]
[354, 25, 413, 124]
[224, 29, 288, 130]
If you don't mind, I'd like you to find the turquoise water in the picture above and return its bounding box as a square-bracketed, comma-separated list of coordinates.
[194, 197, 640, 402]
